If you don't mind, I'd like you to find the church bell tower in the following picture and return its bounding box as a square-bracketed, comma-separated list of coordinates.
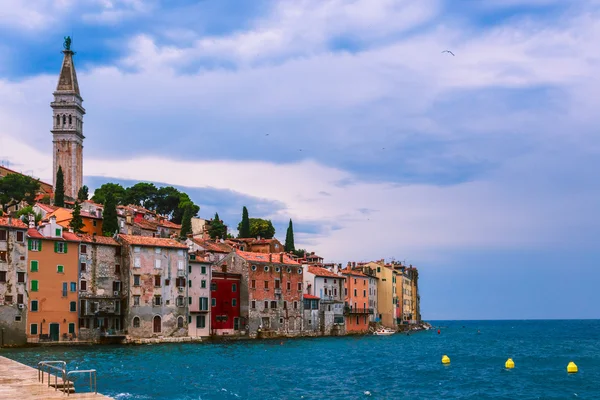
[51, 36, 85, 200]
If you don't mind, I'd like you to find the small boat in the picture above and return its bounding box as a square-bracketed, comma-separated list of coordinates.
[373, 328, 395, 336]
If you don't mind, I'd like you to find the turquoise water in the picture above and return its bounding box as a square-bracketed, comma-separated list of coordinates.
[2, 320, 599, 399]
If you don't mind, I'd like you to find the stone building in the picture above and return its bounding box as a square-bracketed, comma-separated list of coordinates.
[0, 217, 29, 346]
[117, 205, 181, 238]
[186, 238, 232, 263]
[303, 265, 345, 335]
[302, 294, 320, 334]
[77, 234, 125, 341]
[119, 235, 188, 338]
[26, 216, 81, 342]
[219, 250, 304, 338]
[188, 254, 211, 337]
[52, 38, 85, 199]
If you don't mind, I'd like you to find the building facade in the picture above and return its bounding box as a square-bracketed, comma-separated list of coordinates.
[210, 268, 242, 335]
[52, 39, 85, 200]
[188, 256, 211, 337]
[119, 235, 189, 338]
[303, 265, 345, 335]
[26, 216, 80, 342]
[0, 217, 28, 346]
[342, 269, 371, 333]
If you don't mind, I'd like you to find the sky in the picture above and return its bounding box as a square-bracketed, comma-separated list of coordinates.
[1, 0, 599, 320]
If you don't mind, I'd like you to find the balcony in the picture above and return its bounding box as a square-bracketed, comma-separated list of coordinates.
[344, 306, 374, 315]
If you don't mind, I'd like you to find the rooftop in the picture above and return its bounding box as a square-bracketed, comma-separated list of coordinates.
[236, 250, 299, 265]
[118, 234, 188, 249]
[307, 266, 343, 279]
[78, 234, 119, 246]
[0, 217, 28, 229]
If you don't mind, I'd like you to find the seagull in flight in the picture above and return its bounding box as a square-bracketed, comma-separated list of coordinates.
[442, 50, 455, 56]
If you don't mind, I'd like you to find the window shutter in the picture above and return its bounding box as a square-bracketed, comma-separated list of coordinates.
[28, 239, 32, 251]
[54, 242, 58, 253]
[38, 240, 42, 251]
[31, 280, 38, 291]
[64, 242, 68, 253]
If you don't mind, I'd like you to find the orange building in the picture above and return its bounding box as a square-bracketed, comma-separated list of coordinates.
[27, 216, 81, 342]
[46, 205, 103, 236]
[342, 269, 371, 333]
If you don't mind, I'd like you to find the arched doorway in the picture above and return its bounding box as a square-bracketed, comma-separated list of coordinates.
[153, 316, 161, 333]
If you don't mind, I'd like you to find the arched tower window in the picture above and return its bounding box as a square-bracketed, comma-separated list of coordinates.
[62, 115, 66, 125]
[68, 115, 72, 125]
[56, 115, 60, 127]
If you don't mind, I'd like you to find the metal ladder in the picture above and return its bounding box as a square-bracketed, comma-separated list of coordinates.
[38, 360, 97, 395]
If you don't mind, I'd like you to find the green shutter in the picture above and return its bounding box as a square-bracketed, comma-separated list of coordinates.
[54, 242, 58, 253]
[68, 323, 75, 334]
[28, 239, 32, 251]
[64, 242, 68, 253]
[31, 301, 38, 312]
[38, 240, 42, 251]
[31, 280, 38, 291]
[31, 260, 38, 272]
[55, 228, 61, 237]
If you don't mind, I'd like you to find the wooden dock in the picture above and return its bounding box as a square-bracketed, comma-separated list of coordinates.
[0, 356, 113, 400]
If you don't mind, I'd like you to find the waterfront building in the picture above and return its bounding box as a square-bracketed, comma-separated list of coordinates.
[188, 253, 211, 337]
[220, 250, 304, 337]
[342, 269, 371, 333]
[77, 234, 125, 341]
[118, 235, 188, 338]
[407, 265, 421, 323]
[210, 265, 242, 335]
[26, 216, 80, 342]
[0, 216, 29, 346]
[352, 262, 379, 323]
[303, 265, 345, 335]
[302, 294, 321, 333]
[51, 38, 85, 200]
[363, 260, 397, 328]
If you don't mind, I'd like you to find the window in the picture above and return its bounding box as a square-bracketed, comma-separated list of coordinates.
[354, 278, 357, 284]
[57, 265, 64, 273]
[197, 315, 206, 328]
[134, 257, 141, 268]
[211, 282, 217, 291]
[176, 296, 185, 307]
[232, 283, 237, 292]
[177, 316, 184, 328]
[251, 280, 256, 289]
[31, 280, 38, 291]
[55, 242, 67, 253]
[115, 264, 120, 274]
[354, 289, 357, 296]
[287, 268, 291, 273]
[298, 268, 302, 274]
[113, 281, 121, 292]
[80, 262, 86, 271]
[133, 275, 140, 286]
[377, 267, 381, 273]
[188, 296, 192, 305]
[14, 315, 21, 322]
[270, 301, 277, 309]
[324, 279, 327, 283]
[293, 301, 298, 309]
[16, 231, 24, 242]
[154, 295, 162, 306]
[70, 282, 77, 292]
[28, 239, 41, 251]
[264, 266, 269, 272]
[31, 300, 38, 311]
[68, 323, 75, 334]
[251, 300, 256, 309]
[283, 301, 287, 309]
[0, 271, 5, 282]
[287, 281, 291, 291]
[211, 298, 216, 307]
[62, 282, 68, 296]
[275, 267, 280, 272]
[4, 295, 12, 303]
[334, 279, 337, 284]
[200, 297, 209, 310]
[251, 265, 257, 271]
[93, 220, 97, 227]
[334, 288, 337, 296]
[363, 290, 366, 297]
[30, 324, 38, 335]
[155, 259, 161, 269]
[297, 282, 302, 291]
[188, 315, 192, 323]
[17, 294, 23, 304]
[178, 249, 184, 256]
[0, 230, 6, 240]
[81, 280, 87, 290]
[189, 280, 192, 287]
[155, 247, 161, 254]
[133, 296, 140, 306]
[81, 244, 87, 253]
[201, 266, 206, 274]
[133, 317, 140, 328]
[345, 288, 347, 296]
[0, 251, 7, 261]
[134, 246, 140, 253]
[70, 301, 76, 312]
[275, 280, 280, 289]
[154, 275, 161, 287]
[232, 298, 237, 306]
[28, 259, 38, 272]
[264, 301, 268, 309]
[178, 260, 184, 270]
[264, 281, 269, 289]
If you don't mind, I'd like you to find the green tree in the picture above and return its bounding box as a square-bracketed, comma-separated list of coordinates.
[124, 182, 158, 209]
[244, 218, 275, 239]
[208, 212, 227, 240]
[15, 205, 42, 225]
[39, 195, 51, 205]
[69, 202, 85, 233]
[172, 193, 199, 224]
[91, 183, 127, 205]
[293, 248, 307, 258]
[238, 206, 251, 238]
[77, 185, 89, 202]
[284, 219, 295, 252]
[102, 192, 118, 236]
[154, 186, 182, 219]
[54, 166, 65, 207]
[0, 173, 41, 213]
[179, 202, 193, 239]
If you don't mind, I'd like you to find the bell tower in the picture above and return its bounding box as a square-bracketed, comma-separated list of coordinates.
[51, 36, 85, 200]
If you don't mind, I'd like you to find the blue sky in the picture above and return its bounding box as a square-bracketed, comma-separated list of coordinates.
[1, 0, 599, 319]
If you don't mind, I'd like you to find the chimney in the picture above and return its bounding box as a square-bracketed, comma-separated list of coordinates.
[28, 214, 35, 229]
[279, 253, 283, 263]
[257, 235, 261, 240]
[7, 216, 12, 226]
[269, 254, 272, 262]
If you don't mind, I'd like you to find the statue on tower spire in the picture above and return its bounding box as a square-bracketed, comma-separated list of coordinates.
[63, 36, 72, 51]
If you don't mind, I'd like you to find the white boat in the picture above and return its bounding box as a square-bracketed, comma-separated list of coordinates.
[373, 328, 395, 336]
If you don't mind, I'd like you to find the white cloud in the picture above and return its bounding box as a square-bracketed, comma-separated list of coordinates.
[0, 0, 74, 31]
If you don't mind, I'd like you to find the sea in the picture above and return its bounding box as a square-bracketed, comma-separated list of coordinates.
[2, 320, 599, 399]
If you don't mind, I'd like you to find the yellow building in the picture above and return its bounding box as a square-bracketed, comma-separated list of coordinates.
[363, 260, 398, 328]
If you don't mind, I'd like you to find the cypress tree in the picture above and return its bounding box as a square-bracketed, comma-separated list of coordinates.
[102, 192, 118, 236]
[179, 204, 193, 239]
[54, 166, 65, 207]
[77, 185, 89, 202]
[69, 202, 85, 233]
[208, 212, 227, 239]
[239, 206, 251, 238]
[284, 219, 295, 252]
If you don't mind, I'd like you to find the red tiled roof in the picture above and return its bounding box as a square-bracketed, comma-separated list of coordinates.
[133, 219, 158, 231]
[303, 294, 320, 300]
[0, 217, 28, 229]
[158, 219, 181, 229]
[307, 266, 343, 278]
[62, 232, 81, 242]
[36, 203, 58, 213]
[342, 269, 368, 278]
[236, 250, 299, 265]
[118, 234, 188, 249]
[25, 228, 81, 242]
[78, 234, 119, 246]
[26, 228, 44, 239]
[191, 238, 232, 253]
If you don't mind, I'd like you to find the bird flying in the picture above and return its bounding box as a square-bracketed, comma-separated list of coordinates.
[442, 50, 455, 56]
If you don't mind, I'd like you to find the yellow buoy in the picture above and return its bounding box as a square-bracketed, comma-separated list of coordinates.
[505, 358, 515, 369]
[442, 355, 450, 365]
[567, 361, 578, 373]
